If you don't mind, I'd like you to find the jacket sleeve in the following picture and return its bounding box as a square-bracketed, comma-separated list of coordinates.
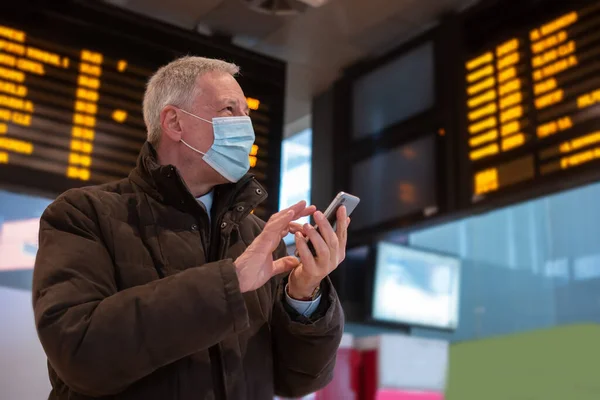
[32, 194, 249, 397]
[270, 241, 344, 398]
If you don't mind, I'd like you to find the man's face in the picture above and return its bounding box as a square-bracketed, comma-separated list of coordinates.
[178, 71, 250, 185]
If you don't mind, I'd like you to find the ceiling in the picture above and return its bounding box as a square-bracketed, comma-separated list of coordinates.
[104, 0, 478, 135]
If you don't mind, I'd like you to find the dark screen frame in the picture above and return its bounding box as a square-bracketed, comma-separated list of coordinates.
[333, 17, 462, 248]
[0, 0, 286, 218]
[457, 0, 600, 211]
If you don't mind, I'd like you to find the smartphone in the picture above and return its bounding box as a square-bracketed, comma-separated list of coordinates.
[297, 192, 360, 257]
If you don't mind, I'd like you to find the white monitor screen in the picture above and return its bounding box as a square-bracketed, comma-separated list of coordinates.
[372, 242, 460, 330]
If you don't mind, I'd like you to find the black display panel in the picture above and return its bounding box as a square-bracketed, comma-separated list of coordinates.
[352, 42, 435, 139]
[0, 1, 285, 218]
[350, 134, 437, 231]
[463, 2, 600, 204]
[337, 25, 455, 243]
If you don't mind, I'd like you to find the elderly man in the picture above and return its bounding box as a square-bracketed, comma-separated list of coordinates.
[32, 56, 348, 400]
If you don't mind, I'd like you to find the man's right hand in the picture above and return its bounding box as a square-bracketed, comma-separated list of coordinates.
[234, 201, 316, 293]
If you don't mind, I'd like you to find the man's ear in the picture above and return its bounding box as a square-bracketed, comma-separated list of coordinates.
[160, 105, 182, 142]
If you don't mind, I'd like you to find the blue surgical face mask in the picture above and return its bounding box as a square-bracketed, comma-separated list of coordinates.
[178, 108, 255, 183]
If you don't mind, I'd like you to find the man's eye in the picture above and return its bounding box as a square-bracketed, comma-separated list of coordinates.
[224, 106, 234, 112]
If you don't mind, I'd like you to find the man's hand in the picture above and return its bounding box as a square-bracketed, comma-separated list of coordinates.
[288, 206, 351, 300]
[234, 201, 316, 293]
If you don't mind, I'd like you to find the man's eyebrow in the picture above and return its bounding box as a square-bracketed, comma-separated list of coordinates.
[221, 98, 250, 113]
[217, 98, 234, 107]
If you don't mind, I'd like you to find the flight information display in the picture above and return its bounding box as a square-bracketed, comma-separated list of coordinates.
[464, 2, 600, 201]
[0, 2, 284, 218]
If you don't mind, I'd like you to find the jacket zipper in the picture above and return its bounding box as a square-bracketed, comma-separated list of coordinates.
[207, 209, 228, 400]
[205, 175, 255, 400]
[166, 169, 258, 399]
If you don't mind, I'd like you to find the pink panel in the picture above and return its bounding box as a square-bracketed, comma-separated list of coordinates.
[317, 348, 359, 400]
[376, 389, 444, 400]
[361, 349, 379, 400]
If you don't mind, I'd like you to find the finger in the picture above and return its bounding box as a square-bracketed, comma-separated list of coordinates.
[288, 222, 305, 234]
[272, 256, 300, 276]
[266, 201, 306, 230]
[294, 205, 317, 219]
[271, 203, 314, 233]
[304, 222, 330, 262]
[314, 211, 338, 254]
[257, 210, 295, 249]
[295, 232, 318, 272]
[335, 206, 349, 262]
[267, 209, 297, 231]
[279, 200, 307, 218]
[337, 205, 348, 225]
[336, 206, 348, 242]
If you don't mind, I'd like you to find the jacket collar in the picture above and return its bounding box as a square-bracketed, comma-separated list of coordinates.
[129, 142, 268, 220]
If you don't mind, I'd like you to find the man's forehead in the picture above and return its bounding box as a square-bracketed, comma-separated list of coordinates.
[196, 71, 241, 92]
[194, 73, 245, 103]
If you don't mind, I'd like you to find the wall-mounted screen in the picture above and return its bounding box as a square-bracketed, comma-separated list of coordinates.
[371, 242, 461, 330]
[463, 3, 600, 205]
[353, 42, 435, 139]
[350, 134, 437, 230]
[0, 1, 285, 219]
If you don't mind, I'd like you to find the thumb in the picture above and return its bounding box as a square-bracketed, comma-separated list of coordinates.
[272, 256, 300, 276]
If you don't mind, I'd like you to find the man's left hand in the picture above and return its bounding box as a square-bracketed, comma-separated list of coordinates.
[288, 206, 351, 300]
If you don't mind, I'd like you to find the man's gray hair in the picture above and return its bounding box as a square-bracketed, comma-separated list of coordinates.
[143, 56, 240, 146]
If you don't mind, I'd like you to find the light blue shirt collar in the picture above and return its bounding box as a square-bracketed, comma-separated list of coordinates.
[196, 190, 214, 223]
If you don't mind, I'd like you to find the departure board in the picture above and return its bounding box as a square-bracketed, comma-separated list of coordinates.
[0, 2, 285, 218]
[463, 2, 600, 201]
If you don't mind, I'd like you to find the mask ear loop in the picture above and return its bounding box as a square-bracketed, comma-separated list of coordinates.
[177, 108, 212, 156]
[180, 139, 206, 156]
[178, 108, 213, 124]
